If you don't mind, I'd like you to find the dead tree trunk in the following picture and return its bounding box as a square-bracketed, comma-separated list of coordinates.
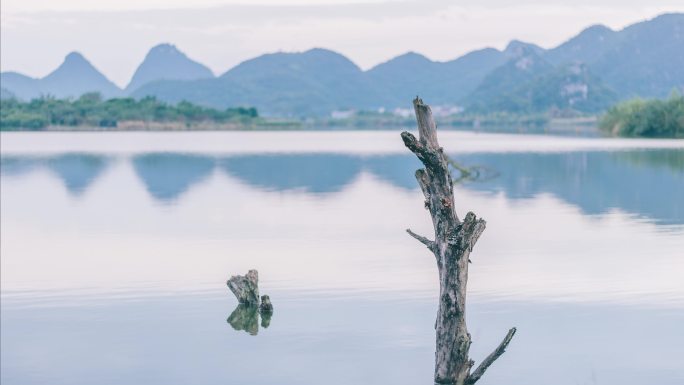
[402, 97, 516, 385]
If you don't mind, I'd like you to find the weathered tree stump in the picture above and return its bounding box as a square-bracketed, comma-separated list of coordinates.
[259, 297, 273, 329]
[226, 270, 274, 334]
[259, 295, 273, 314]
[227, 269, 260, 306]
[402, 97, 515, 385]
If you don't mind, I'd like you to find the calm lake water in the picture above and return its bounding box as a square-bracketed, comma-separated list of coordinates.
[1, 131, 683, 385]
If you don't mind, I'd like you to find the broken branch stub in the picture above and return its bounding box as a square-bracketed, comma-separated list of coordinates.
[402, 97, 515, 385]
[227, 269, 260, 306]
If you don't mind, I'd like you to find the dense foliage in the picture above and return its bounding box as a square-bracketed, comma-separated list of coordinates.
[598, 94, 684, 138]
[0, 93, 258, 130]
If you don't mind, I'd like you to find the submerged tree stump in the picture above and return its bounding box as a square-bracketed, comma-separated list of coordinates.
[402, 98, 516, 385]
[226, 270, 273, 335]
[259, 295, 274, 314]
[227, 269, 260, 306]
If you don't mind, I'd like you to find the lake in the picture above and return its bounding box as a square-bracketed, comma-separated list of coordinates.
[1, 131, 683, 385]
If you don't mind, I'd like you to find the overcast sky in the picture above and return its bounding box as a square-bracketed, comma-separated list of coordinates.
[2, 0, 683, 87]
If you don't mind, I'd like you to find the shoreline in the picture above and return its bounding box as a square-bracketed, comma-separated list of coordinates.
[1, 116, 599, 132]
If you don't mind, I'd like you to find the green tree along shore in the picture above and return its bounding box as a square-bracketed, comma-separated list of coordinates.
[3, 92, 684, 138]
[0, 93, 259, 130]
[599, 94, 684, 138]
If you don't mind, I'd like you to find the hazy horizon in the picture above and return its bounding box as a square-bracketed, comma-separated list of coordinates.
[2, 0, 683, 88]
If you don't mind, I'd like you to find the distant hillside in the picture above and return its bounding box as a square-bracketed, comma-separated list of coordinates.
[523, 63, 617, 113]
[466, 45, 554, 112]
[135, 46, 508, 116]
[0, 52, 121, 99]
[0, 72, 40, 100]
[142, 12, 680, 115]
[41, 52, 122, 99]
[546, 25, 618, 65]
[367, 48, 506, 108]
[504, 40, 546, 58]
[129, 77, 240, 112]
[467, 47, 617, 114]
[126, 44, 214, 93]
[1, 88, 15, 99]
[2, 13, 682, 116]
[135, 48, 383, 116]
[589, 13, 684, 98]
[366, 52, 438, 107]
[221, 48, 381, 116]
[547, 13, 684, 98]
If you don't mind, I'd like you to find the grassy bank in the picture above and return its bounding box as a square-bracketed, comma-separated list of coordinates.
[599, 94, 684, 138]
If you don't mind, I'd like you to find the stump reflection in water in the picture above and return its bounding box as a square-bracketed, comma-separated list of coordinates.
[227, 304, 273, 336]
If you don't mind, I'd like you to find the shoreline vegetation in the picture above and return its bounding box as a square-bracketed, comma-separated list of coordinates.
[1, 93, 682, 138]
[598, 93, 684, 138]
[0, 93, 271, 131]
[0, 93, 589, 133]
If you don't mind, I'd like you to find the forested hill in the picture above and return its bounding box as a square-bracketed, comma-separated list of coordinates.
[0, 94, 258, 130]
[1, 13, 682, 117]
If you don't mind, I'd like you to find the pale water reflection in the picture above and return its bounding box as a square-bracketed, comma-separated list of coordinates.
[227, 304, 273, 335]
[132, 153, 215, 202]
[1, 132, 683, 385]
[221, 154, 363, 193]
[2, 151, 682, 224]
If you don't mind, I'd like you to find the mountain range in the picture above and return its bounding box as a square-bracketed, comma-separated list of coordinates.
[125, 43, 214, 93]
[2, 52, 121, 100]
[2, 13, 682, 116]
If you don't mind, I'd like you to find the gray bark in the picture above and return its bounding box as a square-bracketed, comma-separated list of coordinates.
[259, 295, 274, 314]
[259, 295, 273, 329]
[402, 97, 516, 385]
[227, 269, 260, 306]
[226, 271, 274, 334]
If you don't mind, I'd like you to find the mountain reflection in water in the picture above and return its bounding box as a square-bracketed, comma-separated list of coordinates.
[221, 154, 363, 193]
[1, 154, 111, 196]
[132, 153, 216, 202]
[2, 149, 682, 225]
[2, 132, 683, 385]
